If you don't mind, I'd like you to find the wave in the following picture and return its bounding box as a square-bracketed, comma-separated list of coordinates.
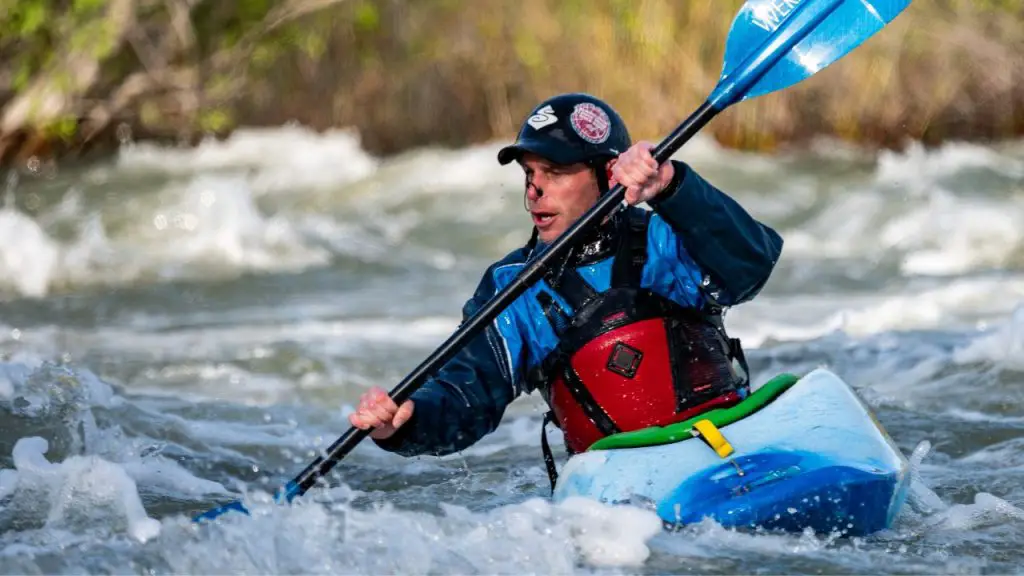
[1, 128, 1021, 312]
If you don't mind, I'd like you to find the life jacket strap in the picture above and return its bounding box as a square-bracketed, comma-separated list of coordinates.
[540, 411, 561, 494]
[559, 364, 621, 438]
[611, 209, 650, 288]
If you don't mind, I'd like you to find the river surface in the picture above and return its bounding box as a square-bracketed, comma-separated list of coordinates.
[1, 126, 1023, 574]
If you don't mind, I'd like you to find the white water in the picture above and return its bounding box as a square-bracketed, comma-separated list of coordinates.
[1, 126, 1023, 574]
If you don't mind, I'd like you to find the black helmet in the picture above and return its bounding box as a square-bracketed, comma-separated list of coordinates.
[497, 93, 631, 168]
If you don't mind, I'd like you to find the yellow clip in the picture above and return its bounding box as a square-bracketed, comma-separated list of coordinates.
[691, 419, 734, 458]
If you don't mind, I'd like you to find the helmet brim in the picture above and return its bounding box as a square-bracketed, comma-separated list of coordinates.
[497, 140, 586, 167]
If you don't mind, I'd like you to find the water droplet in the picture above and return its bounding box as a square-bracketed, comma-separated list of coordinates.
[10, 328, 21, 340]
[116, 123, 134, 144]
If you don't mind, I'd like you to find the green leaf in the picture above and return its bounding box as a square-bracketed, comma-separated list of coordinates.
[18, 2, 49, 36]
[199, 108, 233, 133]
[46, 115, 79, 141]
[354, 1, 379, 32]
[72, 0, 107, 16]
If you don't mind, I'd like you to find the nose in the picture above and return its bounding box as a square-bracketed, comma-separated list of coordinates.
[526, 182, 543, 200]
[523, 180, 543, 212]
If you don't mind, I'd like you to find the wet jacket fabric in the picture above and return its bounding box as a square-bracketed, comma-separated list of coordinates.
[373, 161, 783, 457]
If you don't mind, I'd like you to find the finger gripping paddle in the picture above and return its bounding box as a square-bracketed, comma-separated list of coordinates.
[194, 0, 912, 523]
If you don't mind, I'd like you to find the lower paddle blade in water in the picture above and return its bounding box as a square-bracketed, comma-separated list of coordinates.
[193, 500, 250, 523]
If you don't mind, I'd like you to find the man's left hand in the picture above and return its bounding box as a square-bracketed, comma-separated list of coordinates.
[609, 141, 675, 205]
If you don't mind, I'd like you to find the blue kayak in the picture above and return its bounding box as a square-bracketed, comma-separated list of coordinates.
[550, 368, 911, 537]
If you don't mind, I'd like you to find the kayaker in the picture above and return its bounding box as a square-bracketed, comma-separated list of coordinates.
[349, 93, 783, 484]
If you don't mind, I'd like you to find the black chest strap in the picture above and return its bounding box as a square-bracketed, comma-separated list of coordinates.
[538, 210, 650, 332]
[611, 209, 650, 289]
[536, 210, 650, 493]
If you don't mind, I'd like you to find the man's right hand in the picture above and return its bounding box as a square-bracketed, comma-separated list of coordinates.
[348, 386, 415, 440]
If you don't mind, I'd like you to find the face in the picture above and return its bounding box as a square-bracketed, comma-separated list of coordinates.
[520, 153, 601, 244]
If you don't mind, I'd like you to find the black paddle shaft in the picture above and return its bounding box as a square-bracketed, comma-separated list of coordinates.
[286, 100, 720, 499]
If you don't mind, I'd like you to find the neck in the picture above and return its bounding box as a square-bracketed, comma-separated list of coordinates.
[529, 209, 622, 265]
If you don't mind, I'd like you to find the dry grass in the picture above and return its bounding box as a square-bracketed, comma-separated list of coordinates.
[5, 0, 1022, 162]
[245, 0, 1022, 154]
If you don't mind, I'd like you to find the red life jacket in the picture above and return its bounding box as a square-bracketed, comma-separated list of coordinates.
[533, 210, 749, 467]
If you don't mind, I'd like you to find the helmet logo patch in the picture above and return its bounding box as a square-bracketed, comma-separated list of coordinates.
[527, 105, 558, 130]
[570, 103, 611, 144]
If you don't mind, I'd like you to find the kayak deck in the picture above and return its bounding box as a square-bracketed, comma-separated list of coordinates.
[551, 368, 911, 537]
[587, 372, 801, 451]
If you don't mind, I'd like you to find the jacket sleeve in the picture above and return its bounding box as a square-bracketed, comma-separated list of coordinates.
[371, 265, 525, 457]
[646, 160, 783, 306]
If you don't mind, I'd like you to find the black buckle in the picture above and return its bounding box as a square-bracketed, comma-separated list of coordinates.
[607, 342, 642, 378]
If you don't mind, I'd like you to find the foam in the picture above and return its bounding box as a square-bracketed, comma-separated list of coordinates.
[0, 359, 235, 501]
[779, 187, 1024, 276]
[956, 437, 1024, 469]
[940, 408, 1024, 425]
[0, 370, 13, 399]
[112, 125, 379, 192]
[921, 493, 1024, 531]
[875, 140, 1024, 189]
[159, 492, 663, 573]
[0, 359, 117, 422]
[879, 188, 1023, 276]
[1, 437, 161, 543]
[952, 303, 1024, 371]
[0, 176, 333, 299]
[729, 275, 1024, 347]
[137, 174, 332, 272]
[45, 315, 458, 362]
[0, 206, 61, 298]
[5, 128, 1023, 300]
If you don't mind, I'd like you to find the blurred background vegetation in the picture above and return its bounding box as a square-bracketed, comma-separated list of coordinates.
[0, 0, 1021, 166]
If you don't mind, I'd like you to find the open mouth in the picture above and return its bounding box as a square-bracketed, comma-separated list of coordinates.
[531, 211, 557, 227]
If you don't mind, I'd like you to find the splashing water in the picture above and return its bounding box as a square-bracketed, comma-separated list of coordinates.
[1, 437, 161, 542]
[1, 130, 1023, 573]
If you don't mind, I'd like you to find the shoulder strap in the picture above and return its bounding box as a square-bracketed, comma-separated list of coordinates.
[536, 291, 571, 336]
[536, 209, 646, 331]
[611, 209, 650, 289]
[541, 246, 598, 312]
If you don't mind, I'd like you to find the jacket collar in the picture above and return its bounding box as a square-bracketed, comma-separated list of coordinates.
[526, 211, 622, 266]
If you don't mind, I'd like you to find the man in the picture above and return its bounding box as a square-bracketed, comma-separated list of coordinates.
[349, 93, 783, 484]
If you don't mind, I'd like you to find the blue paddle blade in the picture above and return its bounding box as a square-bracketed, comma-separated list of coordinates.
[191, 481, 299, 523]
[709, 0, 912, 109]
[193, 500, 250, 523]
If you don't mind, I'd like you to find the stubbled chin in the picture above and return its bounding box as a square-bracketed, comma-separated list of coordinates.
[537, 229, 561, 243]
